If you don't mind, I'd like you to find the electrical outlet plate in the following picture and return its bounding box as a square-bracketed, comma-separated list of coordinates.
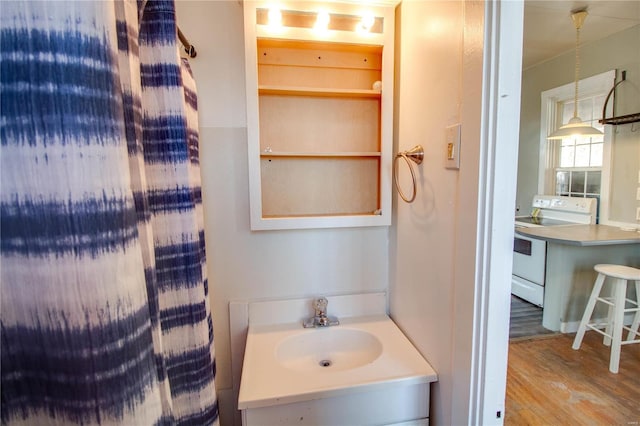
[445, 123, 461, 170]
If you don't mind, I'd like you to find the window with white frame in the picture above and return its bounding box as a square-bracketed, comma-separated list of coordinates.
[554, 94, 605, 198]
[539, 70, 615, 221]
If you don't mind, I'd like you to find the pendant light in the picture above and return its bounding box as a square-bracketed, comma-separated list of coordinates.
[547, 9, 603, 140]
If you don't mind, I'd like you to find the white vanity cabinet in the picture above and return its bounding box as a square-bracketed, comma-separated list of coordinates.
[241, 383, 430, 426]
[243, 1, 397, 230]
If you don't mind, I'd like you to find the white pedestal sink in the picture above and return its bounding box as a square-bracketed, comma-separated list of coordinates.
[238, 306, 438, 426]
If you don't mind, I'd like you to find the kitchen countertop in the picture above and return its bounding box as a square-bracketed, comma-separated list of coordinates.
[515, 224, 640, 246]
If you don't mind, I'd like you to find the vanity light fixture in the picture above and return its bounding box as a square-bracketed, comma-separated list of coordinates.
[547, 9, 603, 140]
[314, 10, 330, 32]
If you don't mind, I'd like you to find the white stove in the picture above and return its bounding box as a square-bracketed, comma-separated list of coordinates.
[512, 195, 597, 307]
[515, 195, 597, 228]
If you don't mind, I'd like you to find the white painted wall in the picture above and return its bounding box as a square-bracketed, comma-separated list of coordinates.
[390, 1, 486, 425]
[175, 2, 389, 424]
[391, 1, 521, 425]
[390, 2, 463, 425]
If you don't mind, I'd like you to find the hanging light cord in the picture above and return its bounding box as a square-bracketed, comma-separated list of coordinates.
[572, 22, 581, 119]
[547, 10, 603, 139]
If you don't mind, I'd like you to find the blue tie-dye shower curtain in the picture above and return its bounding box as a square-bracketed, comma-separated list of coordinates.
[0, 1, 218, 424]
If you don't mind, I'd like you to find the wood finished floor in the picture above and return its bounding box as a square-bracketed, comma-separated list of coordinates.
[505, 331, 640, 425]
[509, 295, 554, 339]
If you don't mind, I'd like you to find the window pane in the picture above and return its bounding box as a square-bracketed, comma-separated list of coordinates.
[575, 136, 592, 146]
[556, 171, 569, 194]
[594, 94, 605, 106]
[562, 101, 575, 125]
[577, 98, 593, 122]
[560, 145, 575, 167]
[575, 143, 590, 167]
[570, 171, 585, 194]
[586, 171, 601, 194]
[590, 142, 603, 167]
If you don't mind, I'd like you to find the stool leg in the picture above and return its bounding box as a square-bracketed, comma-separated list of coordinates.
[609, 278, 626, 374]
[627, 280, 640, 342]
[604, 297, 614, 347]
[573, 273, 606, 350]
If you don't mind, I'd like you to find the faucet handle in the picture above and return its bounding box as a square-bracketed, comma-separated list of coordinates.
[303, 297, 339, 328]
[314, 297, 328, 315]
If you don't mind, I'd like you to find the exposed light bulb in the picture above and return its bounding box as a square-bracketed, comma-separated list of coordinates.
[314, 10, 330, 32]
[359, 11, 375, 32]
[267, 7, 282, 29]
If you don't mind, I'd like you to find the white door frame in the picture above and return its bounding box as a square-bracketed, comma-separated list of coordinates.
[470, 1, 524, 424]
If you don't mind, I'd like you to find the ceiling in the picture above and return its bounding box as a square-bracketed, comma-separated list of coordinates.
[523, 0, 640, 69]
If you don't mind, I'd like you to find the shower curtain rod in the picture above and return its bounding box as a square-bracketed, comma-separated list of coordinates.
[177, 26, 197, 58]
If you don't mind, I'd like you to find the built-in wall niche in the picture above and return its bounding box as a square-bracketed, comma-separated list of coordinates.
[244, 1, 398, 230]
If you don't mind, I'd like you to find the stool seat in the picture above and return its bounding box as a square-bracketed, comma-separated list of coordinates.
[572, 264, 640, 374]
[594, 264, 640, 281]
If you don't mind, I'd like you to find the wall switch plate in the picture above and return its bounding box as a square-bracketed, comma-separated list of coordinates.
[637, 187, 640, 201]
[445, 123, 461, 170]
[637, 207, 640, 221]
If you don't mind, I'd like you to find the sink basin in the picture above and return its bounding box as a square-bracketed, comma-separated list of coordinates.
[238, 315, 438, 410]
[276, 328, 383, 372]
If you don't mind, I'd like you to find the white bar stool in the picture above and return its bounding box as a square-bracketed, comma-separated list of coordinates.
[572, 264, 640, 373]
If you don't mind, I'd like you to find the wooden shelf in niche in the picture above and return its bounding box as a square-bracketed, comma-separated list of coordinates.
[259, 95, 381, 153]
[259, 85, 382, 98]
[260, 157, 380, 217]
[261, 152, 381, 158]
[257, 39, 382, 91]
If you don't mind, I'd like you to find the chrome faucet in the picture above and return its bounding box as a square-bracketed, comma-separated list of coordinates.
[303, 297, 339, 328]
